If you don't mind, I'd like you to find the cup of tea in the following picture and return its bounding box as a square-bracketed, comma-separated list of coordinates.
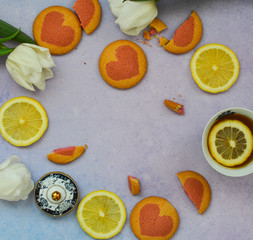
[202, 107, 253, 177]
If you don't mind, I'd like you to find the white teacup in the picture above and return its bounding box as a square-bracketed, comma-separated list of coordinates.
[202, 107, 253, 177]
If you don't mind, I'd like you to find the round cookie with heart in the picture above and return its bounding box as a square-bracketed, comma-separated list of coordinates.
[130, 196, 179, 240]
[33, 6, 82, 55]
[99, 40, 147, 89]
[73, 0, 101, 34]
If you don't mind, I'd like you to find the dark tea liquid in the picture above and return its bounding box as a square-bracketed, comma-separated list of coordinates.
[207, 113, 253, 168]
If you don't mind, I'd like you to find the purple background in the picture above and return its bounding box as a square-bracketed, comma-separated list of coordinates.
[0, 0, 253, 239]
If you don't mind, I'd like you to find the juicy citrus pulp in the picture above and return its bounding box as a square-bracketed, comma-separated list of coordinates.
[0, 97, 48, 146]
[208, 119, 253, 166]
[77, 190, 126, 239]
[191, 44, 239, 93]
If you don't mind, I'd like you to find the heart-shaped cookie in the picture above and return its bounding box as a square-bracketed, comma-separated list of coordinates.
[99, 40, 147, 89]
[41, 11, 75, 47]
[130, 196, 179, 240]
[106, 45, 139, 81]
[33, 6, 82, 55]
[139, 204, 173, 237]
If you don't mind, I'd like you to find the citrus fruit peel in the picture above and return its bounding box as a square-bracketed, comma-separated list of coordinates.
[164, 99, 184, 115]
[208, 120, 253, 167]
[0, 97, 48, 146]
[47, 146, 86, 164]
[128, 176, 141, 195]
[164, 10, 202, 54]
[77, 190, 126, 239]
[191, 43, 240, 93]
[73, 0, 101, 34]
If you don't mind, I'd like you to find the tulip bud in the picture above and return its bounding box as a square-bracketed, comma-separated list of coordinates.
[6, 43, 55, 91]
[108, 0, 158, 36]
[0, 156, 34, 201]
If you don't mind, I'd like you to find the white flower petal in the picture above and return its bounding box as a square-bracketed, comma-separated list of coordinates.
[0, 156, 34, 201]
[115, 1, 158, 36]
[6, 60, 35, 91]
[108, 0, 124, 18]
[6, 43, 54, 91]
[33, 72, 46, 90]
[22, 43, 55, 68]
[43, 68, 54, 80]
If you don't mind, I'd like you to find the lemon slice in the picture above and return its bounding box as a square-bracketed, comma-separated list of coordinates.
[77, 190, 126, 239]
[0, 97, 48, 146]
[191, 44, 239, 93]
[208, 120, 253, 166]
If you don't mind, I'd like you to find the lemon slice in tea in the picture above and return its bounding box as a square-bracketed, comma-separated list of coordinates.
[0, 97, 48, 146]
[208, 119, 253, 167]
[77, 190, 126, 239]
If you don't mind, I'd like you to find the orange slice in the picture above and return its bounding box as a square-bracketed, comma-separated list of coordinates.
[164, 11, 202, 54]
[177, 171, 211, 214]
[47, 146, 86, 164]
[73, 0, 101, 34]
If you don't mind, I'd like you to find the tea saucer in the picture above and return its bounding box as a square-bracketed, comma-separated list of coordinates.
[34, 172, 79, 217]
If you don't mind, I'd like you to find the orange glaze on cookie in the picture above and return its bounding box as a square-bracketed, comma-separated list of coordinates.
[173, 16, 194, 47]
[139, 204, 173, 237]
[183, 178, 204, 209]
[73, 0, 95, 29]
[106, 45, 139, 81]
[53, 146, 76, 156]
[41, 11, 75, 47]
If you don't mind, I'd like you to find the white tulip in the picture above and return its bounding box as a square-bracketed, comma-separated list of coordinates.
[6, 43, 55, 91]
[0, 156, 34, 201]
[108, 0, 158, 36]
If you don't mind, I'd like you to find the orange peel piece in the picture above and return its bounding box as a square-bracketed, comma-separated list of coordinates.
[149, 17, 167, 33]
[177, 170, 211, 214]
[47, 146, 86, 164]
[164, 10, 202, 54]
[73, 0, 101, 34]
[128, 176, 141, 195]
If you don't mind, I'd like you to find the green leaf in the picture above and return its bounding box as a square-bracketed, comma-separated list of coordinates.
[0, 19, 36, 44]
[0, 44, 14, 56]
[0, 27, 20, 44]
